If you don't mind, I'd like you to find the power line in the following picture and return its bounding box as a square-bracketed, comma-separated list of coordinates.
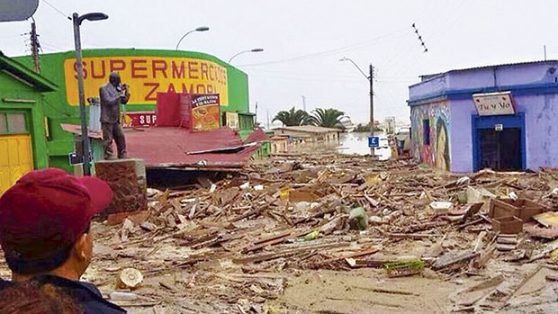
[248, 68, 364, 80]
[40, 42, 65, 51]
[238, 28, 408, 67]
[411, 23, 428, 53]
[40, 0, 71, 20]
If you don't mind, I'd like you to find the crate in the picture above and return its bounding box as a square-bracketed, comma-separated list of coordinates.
[489, 198, 548, 222]
[492, 216, 523, 234]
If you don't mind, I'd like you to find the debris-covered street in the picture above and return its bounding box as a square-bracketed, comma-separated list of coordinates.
[3, 153, 553, 313]
[4, 1, 558, 314]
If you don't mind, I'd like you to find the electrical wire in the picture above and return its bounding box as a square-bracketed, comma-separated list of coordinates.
[237, 28, 408, 67]
[40, 0, 71, 20]
[40, 42, 64, 52]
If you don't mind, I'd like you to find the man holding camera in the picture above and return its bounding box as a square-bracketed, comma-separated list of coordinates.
[100, 72, 130, 160]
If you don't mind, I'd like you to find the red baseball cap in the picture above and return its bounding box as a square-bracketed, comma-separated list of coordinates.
[0, 168, 112, 273]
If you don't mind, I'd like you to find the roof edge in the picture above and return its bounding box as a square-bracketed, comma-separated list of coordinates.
[0, 51, 57, 92]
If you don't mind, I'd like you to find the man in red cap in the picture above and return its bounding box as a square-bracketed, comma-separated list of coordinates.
[0, 168, 126, 313]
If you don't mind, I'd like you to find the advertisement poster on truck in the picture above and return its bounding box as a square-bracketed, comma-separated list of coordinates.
[191, 94, 220, 132]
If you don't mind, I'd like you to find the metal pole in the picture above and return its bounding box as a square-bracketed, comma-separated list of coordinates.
[228, 50, 250, 63]
[30, 18, 40, 73]
[73, 13, 91, 176]
[369, 64, 375, 156]
[175, 30, 195, 50]
[255, 101, 258, 124]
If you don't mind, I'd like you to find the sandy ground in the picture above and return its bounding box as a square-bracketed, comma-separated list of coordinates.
[275, 269, 456, 314]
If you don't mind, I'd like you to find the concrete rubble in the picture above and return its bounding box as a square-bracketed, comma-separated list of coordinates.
[5, 153, 558, 313]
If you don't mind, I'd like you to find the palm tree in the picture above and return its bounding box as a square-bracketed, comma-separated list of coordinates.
[272, 107, 310, 126]
[309, 108, 345, 128]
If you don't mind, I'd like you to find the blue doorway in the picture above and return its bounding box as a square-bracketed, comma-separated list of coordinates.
[472, 113, 526, 171]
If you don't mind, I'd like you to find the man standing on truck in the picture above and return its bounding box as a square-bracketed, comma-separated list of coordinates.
[100, 72, 130, 159]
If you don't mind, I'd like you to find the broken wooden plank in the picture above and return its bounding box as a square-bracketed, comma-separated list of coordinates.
[241, 229, 313, 253]
[233, 242, 349, 264]
[432, 251, 480, 270]
[307, 247, 380, 269]
[353, 286, 419, 296]
[387, 233, 441, 239]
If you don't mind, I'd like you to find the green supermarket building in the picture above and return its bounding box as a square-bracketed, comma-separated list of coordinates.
[11, 48, 256, 172]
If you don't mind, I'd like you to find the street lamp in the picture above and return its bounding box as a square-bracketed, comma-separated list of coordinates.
[340, 57, 375, 155]
[228, 48, 264, 63]
[73, 12, 108, 176]
[175, 26, 210, 50]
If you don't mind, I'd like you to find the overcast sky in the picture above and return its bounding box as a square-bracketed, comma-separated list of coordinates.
[0, 0, 555, 125]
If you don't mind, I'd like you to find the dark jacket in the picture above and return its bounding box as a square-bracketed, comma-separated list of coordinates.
[0, 275, 126, 313]
[100, 83, 129, 124]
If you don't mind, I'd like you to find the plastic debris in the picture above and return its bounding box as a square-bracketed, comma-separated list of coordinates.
[348, 207, 368, 230]
[304, 230, 320, 241]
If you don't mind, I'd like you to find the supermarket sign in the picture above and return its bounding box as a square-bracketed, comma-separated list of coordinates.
[64, 56, 228, 106]
[123, 111, 157, 127]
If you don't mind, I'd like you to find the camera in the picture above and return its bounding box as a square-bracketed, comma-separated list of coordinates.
[119, 84, 129, 97]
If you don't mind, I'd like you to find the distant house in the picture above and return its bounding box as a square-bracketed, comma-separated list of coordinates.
[273, 125, 341, 146]
[408, 60, 558, 172]
[269, 135, 289, 154]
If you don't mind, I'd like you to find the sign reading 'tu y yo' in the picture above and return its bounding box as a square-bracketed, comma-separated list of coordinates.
[473, 92, 516, 116]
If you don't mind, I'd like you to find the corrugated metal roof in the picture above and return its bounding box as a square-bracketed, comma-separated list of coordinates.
[0, 51, 57, 92]
[125, 127, 259, 168]
[244, 128, 268, 143]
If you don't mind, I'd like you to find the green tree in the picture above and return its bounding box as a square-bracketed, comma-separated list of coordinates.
[354, 123, 383, 133]
[309, 108, 345, 128]
[272, 107, 310, 126]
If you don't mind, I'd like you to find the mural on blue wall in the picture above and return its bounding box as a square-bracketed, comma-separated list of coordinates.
[411, 101, 450, 170]
[435, 117, 450, 170]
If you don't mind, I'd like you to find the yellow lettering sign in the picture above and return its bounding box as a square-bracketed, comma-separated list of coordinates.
[63, 56, 228, 106]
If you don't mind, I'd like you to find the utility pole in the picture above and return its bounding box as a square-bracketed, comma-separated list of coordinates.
[255, 101, 258, 124]
[266, 110, 270, 130]
[302, 95, 307, 112]
[30, 18, 40, 73]
[340, 57, 376, 156]
[369, 64, 374, 135]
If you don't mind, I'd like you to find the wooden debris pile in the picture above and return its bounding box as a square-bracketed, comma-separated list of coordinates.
[86, 154, 558, 313]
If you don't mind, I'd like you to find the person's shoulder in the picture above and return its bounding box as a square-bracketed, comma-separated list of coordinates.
[80, 298, 127, 314]
[32, 275, 126, 313]
[74, 281, 126, 313]
[0, 278, 13, 290]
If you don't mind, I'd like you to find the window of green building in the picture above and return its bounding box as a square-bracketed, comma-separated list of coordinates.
[0, 112, 28, 134]
[239, 114, 255, 130]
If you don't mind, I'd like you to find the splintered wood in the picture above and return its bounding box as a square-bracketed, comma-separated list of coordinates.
[78, 154, 558, 313]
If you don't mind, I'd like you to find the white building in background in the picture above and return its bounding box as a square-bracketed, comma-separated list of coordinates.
[383, 116, 397, 134]
[339, 116, 355, 132]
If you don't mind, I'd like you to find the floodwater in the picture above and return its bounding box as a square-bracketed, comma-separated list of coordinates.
[337, 132, 392, 160]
